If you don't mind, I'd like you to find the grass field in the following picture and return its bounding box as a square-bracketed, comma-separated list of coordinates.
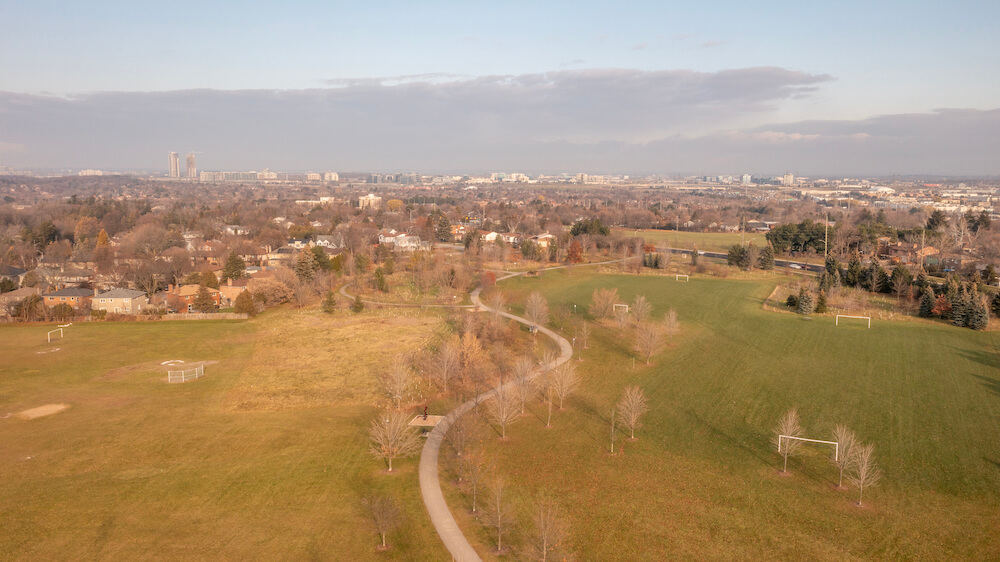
[449, 269, 1000, 559]
[0, 309, 450, 560]
[614, 228, 767, 252]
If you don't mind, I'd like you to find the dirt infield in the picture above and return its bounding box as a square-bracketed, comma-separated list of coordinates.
[16, 403, 70, 419]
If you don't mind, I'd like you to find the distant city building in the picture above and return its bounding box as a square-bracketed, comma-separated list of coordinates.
[359, 193, 382, 210]
[259, 168, 278, 180]
[782, 172, 795, 187]
[199, 171, 259, 182]
[78, 169, 104, 176]
[0, 165, 32, 176]
[306, 173, 321, 181]
[168, 152, 180, 178]
[186, 153, 197, 178]
[742, 174, 752, 185]
[323, 172, 339, 182]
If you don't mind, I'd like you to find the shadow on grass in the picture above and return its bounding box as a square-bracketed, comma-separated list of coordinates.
[953, 347, 1000, 371]
[970, 374, 1000, 398]
[983, 457, 1000, 471]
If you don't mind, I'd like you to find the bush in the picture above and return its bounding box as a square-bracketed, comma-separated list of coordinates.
[234, 290, 257, 315]
[351, 295, 365, 313]
[91, 309, 107, 320]
[786, 294, 799, 308]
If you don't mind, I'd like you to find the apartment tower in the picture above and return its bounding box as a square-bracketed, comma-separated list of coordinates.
[186, 153, 197, 178]
[168, 152, 180, 178]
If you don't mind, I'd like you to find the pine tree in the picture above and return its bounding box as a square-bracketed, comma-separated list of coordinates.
[991, 292, 1000, 318]
[727, 244, 746, 267]
[322, 291, 337, 314]
[193, 286, 217, 313]
[952, 289, 970, 327]
[199, 270, 220, 289]
[351, 295, 365, 313]
[797, 287, 815, 315]
[294, 250, 318, 281]
[845, 253, 864, 287]
[919, 286, 936, 318]
[222, 254, 246, 282]
[815, 290, 828, 313]
[759, 245, 775, 270]
[969, 296, 990, 330]
[373, 267, 388, 292]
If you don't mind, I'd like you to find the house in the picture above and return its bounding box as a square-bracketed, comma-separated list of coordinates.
[223, 225, 250, 236]
[92, 288, 149, 314]
[266, 246, 297, 266]
[877, 240, 939, 264]
[0, 264, 27, 287]
[163, 284, 222, 313]
[218, 278, 249, 307]
[0, 287, 40, 317]
[479, 231, 499, 243]
[450, 224, 468, 242]
[43, 287, 94, 310]
[499, 233, 521, 246]
[531, 233, 557, 248]
[32, 267, 95, 288]
[289, 238, 311, 249]
[314, 234, 344, 248]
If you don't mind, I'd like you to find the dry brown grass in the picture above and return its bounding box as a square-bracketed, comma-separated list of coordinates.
[224, 308, 445, 412]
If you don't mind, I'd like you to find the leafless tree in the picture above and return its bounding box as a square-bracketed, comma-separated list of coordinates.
[744, 243, 762, 271]
[664, 308, 680, 345]
[609, 406, 619, 453]
[380, 354, 413, 409]
[435, 338, 461, 392]
[361, 494, 401, 550]
[485, 290, 506, 325]
[892, 273, 910, 301]
[848, 442, 882, 506]
[487, 384, 520, 439]
[481, 475, 514, 553]
[550, 361, 579, 410]
[523, 497, 568, 562]
[772, 408, 804, 474]
[525, 291, 550, 334]
[617, 386, 649, 440]
[634, 322, 664, 364]
[462, 443, 492, 513]
[369, 411, 422, 472]
[545, 385, 554, 427]
[832, 424, 857, 489]
[614, 306, 630, 330]
[578, 321, 591, 350]
[589, 287, 619, 319]
[446, 412, 480, 469]
[512, 356, 537, 414]
[631, 294, 652, 324]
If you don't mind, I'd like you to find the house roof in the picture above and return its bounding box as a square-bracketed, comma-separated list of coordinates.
[0, 287, 40, 300]
[44, 287, 94, 297]
[95, 288, 147, 299]
[0, 265, 28, 277]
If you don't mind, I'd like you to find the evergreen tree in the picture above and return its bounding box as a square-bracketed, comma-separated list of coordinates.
[991, 292, 1000, 318]
[845, 253, 864, 287]
[824, 256, 841, 276]
[691, 248, 699, 266]
[818, 271, 832, 292]
[815, 290, 828, 313]
[222, 254, 246, 282]
[199, 270, 220, 289]
[727, 244, 746, 267]
[969, 296, 990, 330]
[373, 267, 388, 292]
[786, 294, 799, 308]
[832, 269, 842, 288]
[295, 250, 318, 281]
[797, 287, 815, 315]
[234, 290, 256, 316]
[951, 289, 971, 327]
[321, 291, 337, 314]
[310, 246, 333, 271]
[890, 264, 912, 289]
[984, 264, 998, 286]
[351, 295, 365, 313]
[436, 214, 452, 242]
[919, 287, 936, 318]
[759, 245, 775, 270]
[193, 286, 217, 313]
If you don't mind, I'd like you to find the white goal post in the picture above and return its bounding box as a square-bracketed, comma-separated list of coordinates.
[778, 435, 840, 461]
[613, 303, 630, 313]
[675, 274, 689, 282]
[168, 364, 205, 383]
[836, 315, 871, 328]
[47, 328, 63, 343]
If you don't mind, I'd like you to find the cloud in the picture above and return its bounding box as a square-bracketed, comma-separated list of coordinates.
[1, 69, 992, 175]
[631, 42, 648, 50]
[559, 59, 586, 67]
[699, 40, 727, 48]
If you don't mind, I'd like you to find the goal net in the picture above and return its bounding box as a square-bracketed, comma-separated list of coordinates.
[47, 328, 63, 343]
[835, 315, 871, 328]
[168, 364, 205, 383]
[613, 303, 629, 313]
[675, 274, 689, 282]
[777, 435, 840, 461]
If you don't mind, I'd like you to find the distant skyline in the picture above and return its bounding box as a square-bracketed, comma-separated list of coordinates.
[1, 1, 998, 175]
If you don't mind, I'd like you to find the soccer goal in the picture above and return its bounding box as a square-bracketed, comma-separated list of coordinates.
[168, 363, 205, 383]
[675, 274, 689, 282]
[836, 315, 871, 329]
[613, 303, 630, 314]
[777, 435, 841, 461]
[47, 328, 63, 343]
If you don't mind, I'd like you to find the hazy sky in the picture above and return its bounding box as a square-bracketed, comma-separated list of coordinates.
[1, 1, 998, 175]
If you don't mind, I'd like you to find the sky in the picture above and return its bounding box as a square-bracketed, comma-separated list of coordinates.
[0, 0, 998, 176]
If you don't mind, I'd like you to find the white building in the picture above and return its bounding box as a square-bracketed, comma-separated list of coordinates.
[324, 172, 340, 182]
[359, 193, 382, 210]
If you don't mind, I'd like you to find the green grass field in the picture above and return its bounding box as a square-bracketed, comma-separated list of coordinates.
[450, 269, 1000, 559]
[614, 228, 767, 252]
[0, 310, 450, 560]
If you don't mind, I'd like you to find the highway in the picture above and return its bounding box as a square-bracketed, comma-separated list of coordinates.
[656, 247, 824, 273]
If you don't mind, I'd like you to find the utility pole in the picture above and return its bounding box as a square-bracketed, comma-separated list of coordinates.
[824, 213, 829, 262]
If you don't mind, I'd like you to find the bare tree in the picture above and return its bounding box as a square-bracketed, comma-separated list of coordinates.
[545, 385, 554, 428]
[831, 424, 857, 489]
[486, 384, 520, 438]
[744, 243, 761, 271]
[525, 291, 550, 335]
[609, 406, 619, 454]
[524, 497, 568, 562]
[772, 408, 804, 474]
[578, 321, 591, 350]
[512, 356, 537, 414]
[663, 308, 680, 345]
[481, 475, 514, 553]
[462, 444, 492, 513]
[361, 494, 401, 550]
[589, 287, 619, 319]
[446, 412, 480, 469]
[631, 294, 652, 324]
[614, 306, 630, 330]
[550, 361, 579, 410]
[617, 386, 649, 440]
[435, 338, 461, 392]
[369, 411, 423, 472]
[634, 322, 664, 364]
[848, 443, 882, 506]
[485, 290, 506, 325]
[380, 354, 413, 409]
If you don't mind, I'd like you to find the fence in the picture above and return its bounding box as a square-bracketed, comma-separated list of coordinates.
[168, 364, 205, 383]
[160, 313, 249, 321]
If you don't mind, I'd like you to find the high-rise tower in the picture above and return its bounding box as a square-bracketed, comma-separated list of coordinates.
[168, 152, 180, 178]
[186, 153, 197, 178]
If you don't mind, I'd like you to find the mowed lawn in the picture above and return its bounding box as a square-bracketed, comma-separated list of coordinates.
[0, 310, 449, 560]
[615, 228, 767, 253]
[457, 270, 1000, 559]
